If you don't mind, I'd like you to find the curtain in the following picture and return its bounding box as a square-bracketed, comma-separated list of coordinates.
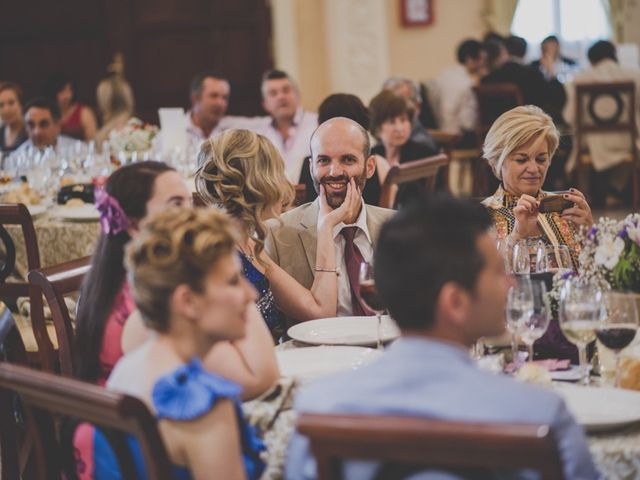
[601, 0, 626, 42]
[482, 0, 520, 36]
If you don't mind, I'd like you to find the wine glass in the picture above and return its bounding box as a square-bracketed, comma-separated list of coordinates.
[512, 240, 530, 275]
[559, 278, 603, 385]
[596, 292, 639, 387]
[506, 276, 533, 367]
[358, 261, 385, 350]
[520, 280, 551, 362]
[543, 245, 573, 274]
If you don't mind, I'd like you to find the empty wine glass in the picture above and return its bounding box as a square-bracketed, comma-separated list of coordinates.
[520, 280, 551, 362]
[506, 275, 533, 367]
[596, 292, 639, 388]
[559, 278, 602, 385]
[512, 240, 530, 275]
[543, 245, 573, 274]
[358, 261, 385, 350]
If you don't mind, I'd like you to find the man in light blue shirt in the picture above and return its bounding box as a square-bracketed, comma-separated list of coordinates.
[285, 195, 600, 480]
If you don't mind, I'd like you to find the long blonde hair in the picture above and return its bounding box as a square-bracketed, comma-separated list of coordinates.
[125, 207, 236, 332]
[195, 129, 294, 263]
[482, 105, 559, 180]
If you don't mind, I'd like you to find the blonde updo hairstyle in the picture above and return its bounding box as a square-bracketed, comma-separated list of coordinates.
[195, 129, 294, 264]
[482, 105, 560, 180]
[125, 207, 236, 332]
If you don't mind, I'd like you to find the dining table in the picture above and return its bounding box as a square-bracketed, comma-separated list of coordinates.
[243, 334, 640, 480]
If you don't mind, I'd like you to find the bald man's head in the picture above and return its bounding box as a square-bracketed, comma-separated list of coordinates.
[309, 117, 375, 208]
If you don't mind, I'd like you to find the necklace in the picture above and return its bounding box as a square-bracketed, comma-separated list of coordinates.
[238, 245, 255, 263]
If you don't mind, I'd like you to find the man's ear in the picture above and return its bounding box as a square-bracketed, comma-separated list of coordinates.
[365, 155, 376, 179]
[436, 282, 470, 329]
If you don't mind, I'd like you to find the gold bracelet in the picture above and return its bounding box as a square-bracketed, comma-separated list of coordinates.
[315, 267, 339, 275]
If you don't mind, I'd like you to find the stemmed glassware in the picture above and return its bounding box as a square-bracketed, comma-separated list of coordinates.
[520, 280, 551, 362]
[541, 245, 573, 274]
[596, 292, 639, 387]
[358, 261, 385, 350]
[559, 278, 603, 385]
[506, 276, 534, 366]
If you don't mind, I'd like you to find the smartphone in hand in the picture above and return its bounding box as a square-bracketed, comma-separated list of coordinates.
[538, 192, 573, 214]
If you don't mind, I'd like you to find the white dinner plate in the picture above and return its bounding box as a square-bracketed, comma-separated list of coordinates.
[54, 204, 100, 221]
[27, 204, 46, 218]
[287, 315, 400, 347]
[276, 346, 382, 382]
[554, 383, 640, 432]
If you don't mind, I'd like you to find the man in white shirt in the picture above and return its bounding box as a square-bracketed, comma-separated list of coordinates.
[264, 117, 393, 320]
[12, 97, 75, 154]
[186, 72, 231, 145]
[258, 70, 318, 183]
[432, 39, 486, 145]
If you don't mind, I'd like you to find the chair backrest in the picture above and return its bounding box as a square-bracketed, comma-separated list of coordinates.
[0, 203, 54, 370]
[297, 413, 564, 480]
[0, 362, 174, 480]
[379, 153, 449, 209]
[473, 83, 525, 139]
[28, 256, 91, 377]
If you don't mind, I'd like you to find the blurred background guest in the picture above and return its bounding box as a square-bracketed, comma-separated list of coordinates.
[43, 72, 97, 141]
[95, 74, 135, 145]
[531, 35, 577, 81]
[11, 97, 75, 153]
[369, 90, 436, 208]
[0, 81, 28, 159]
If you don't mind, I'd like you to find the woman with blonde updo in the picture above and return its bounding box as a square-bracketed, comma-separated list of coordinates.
[196, 129, 360, 339]
[482, 105, 594, 270]
[95, 74, 135, 145]
[75, 207, 265, 480]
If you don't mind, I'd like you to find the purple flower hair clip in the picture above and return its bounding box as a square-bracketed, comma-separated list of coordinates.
[95, 188, 130, 235]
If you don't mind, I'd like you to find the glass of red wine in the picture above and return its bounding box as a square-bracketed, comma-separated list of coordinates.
[358, 261, 385, 349]
[596, 292, 639, 388]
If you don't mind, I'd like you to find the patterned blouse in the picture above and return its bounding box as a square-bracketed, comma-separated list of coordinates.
[482, 185, 582, 271]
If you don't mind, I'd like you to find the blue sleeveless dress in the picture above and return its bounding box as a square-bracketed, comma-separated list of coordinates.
[74, 359, 265, 479]
[240, 251, 284, 342]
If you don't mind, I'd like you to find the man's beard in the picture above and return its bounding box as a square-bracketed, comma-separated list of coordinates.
[312, 170, 367, 209]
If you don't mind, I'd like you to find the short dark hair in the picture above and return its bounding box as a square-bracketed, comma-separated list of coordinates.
[189, 71, 228, 98]
[318, 93, 370, 130]
[375, 195, 493, 331]
[506, 35, 527, 58]
[24, 97, 61, 120]
[457, 39, 484, 64]
[261, 69, 290, 84]
[0, 81, 24, 104]
[368, 90, 415, 137]
[588, 40, 617, 64]
[43, 72, 77, 103]
[541, 35, 559, 46]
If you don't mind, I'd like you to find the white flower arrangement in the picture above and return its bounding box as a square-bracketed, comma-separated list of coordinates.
[108, 118, 159, 154]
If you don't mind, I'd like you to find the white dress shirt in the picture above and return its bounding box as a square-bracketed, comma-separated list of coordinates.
[332, 202, 373, 316]
[432, 65, 478, 135]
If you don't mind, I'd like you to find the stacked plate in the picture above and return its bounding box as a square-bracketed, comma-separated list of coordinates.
[287, 315, 400, 347]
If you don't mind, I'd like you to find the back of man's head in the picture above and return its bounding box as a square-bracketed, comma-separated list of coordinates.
[457, 39, 484, 64]
[506, 35, 527, 59]
[24, 97, 60, 120]
[588, 40, 617, 65]
[375, 195, 492, 332]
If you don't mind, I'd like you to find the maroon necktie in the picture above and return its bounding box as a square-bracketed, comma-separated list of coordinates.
[341, 227, 374, 316]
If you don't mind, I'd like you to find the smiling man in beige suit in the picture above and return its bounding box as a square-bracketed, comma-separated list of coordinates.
[264, 117, 393, 321]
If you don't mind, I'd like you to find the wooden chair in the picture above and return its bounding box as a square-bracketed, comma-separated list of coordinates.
[297, 413, 564, 480]
[0, 362, 174, 480]
[574, 81, 639, 210]
[0, 203, 54, 371]
[378, 153, 449, 209]
[28, 256, 91, 377]
[472, 84, 525, 196]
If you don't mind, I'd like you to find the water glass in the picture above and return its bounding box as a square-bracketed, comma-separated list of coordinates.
[542, 245, 573, 274]
[506, 276, 534, 366]
[520, 280, 551, 362]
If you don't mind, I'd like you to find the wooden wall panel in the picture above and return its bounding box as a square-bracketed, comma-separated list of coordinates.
[0, 0, 272, 124]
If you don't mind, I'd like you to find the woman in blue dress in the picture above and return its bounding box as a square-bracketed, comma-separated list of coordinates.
[75, 207, 265, 479]
[195, 129, 361, 341]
